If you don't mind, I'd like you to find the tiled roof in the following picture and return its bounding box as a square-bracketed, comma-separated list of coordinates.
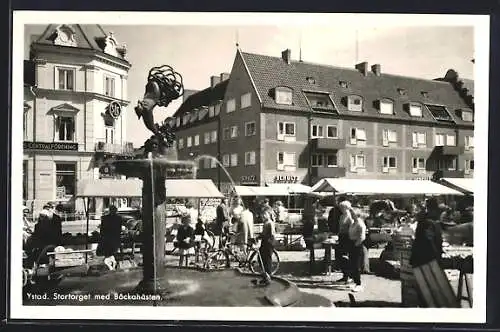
[173, 79, 229, 117]
[241, 51, 473, 126]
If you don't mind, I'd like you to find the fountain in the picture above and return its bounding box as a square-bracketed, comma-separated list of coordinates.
[23, 65, 332, 308]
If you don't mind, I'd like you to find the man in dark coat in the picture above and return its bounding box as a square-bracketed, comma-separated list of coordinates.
[215, 198, 229, 247]
[98, 205, 123, 270]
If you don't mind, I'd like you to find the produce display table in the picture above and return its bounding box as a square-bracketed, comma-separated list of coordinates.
[321, 238, 338, 275]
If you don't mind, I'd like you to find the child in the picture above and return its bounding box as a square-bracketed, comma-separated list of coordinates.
[176, 215, 195, 267]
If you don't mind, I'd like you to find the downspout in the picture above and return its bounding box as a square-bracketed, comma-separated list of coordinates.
[29, 86, 37, 209]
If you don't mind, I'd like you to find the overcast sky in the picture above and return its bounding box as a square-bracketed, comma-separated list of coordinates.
[24, 24, 474, 147]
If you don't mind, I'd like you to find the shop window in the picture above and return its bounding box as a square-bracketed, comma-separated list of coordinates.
[56, 163, 76, 200]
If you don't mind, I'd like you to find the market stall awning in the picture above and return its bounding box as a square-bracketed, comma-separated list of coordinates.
[310, 178, 464, 196]
[234, 185, 289, 197]
[77, 179, 223, 198]
[265, 183, 312, 194]
[77, 179, 142, 197]
[439, 178, 474, 195]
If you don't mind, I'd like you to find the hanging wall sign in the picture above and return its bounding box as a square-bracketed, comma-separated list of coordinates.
[108, 101, 122, 119]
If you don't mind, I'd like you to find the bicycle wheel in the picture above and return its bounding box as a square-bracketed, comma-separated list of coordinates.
[204, 249, 229, 270]
[248, 248, 280, 275]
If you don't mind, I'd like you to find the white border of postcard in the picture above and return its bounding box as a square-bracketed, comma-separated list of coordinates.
[11, 11, 489, 323]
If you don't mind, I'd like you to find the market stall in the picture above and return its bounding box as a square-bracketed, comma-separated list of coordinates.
[438, 177, 474, 195]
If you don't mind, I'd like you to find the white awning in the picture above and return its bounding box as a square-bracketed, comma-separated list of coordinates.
[265, 183, 312, 194]
[440, 178, 474, 194]
[234, 186, 289, 197]
[77, 179, 223, 198]
[311, 178, 463, 196]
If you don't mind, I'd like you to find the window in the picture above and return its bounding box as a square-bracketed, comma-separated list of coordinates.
[275, 87, 293, 105]
[465, 159, 474, 174]
[178, 138, 184, 149]
[325, 125, 338, 138]
[223, 128, 231, 140]
[204, 132, 210, 144]
[245, 122, 256, 136]
[210, 158, 217, 168]
[277, 152, 296, 171]
[104, 76, 115, 97]
[350, 154, 365, 171]
[412, 157, 426, 173]
[23, 160, 28, 201]
[226, 99, 236, 113]
[176, 117, 181, 127]
[23, 110, 28, 139]
[446, 134, 456, 146]
[230, 153, 238, 167]
[412, 132, 427, 148]
[57, 68, 75, 91]
[55, 116, 75, 141]
[214, 103, 221, 116]
[203, 158, 211, 169]
[210, 130, 218, 143]
[409, 104, 423, 117]
[382, 129, 397, 146]
[465, 136, 474, 150]
[105, 126, 114, 144]
[304, 92, 336, 112]
[311, 125, 324, 138]
[348, 95, 363, 112]
[55, 163, 76, 199]
[462, 111, 473, 122]
[241, 93, 251, 109]
[230, 126, 239, 138]
[183, 113, 190, 125]
[277, 122, 296, 141]
[311, 154, 324, 167]
[187, 136, 192, 148]
[208, 106, 215, 118]
[426, 104, 453, 122]
[435, 134, 445, 146]
[383, 156, 397, 168]
[326, 153, 338, 167]
[379, 100, 394, 115]
[245, 151, 256, 165]
[194, 135, 200, 146]
[222, 154, 230, 167]
[438, 158, 457, 171]
[350, 128, 366, 145]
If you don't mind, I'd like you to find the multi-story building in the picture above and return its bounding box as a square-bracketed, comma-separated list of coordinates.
[23, 24, 133, 213]
[173, 48, 474, 193]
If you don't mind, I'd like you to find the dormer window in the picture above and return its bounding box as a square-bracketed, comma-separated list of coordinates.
[304, 91, 337, 113]
[461, 110, 473, 122]
[339, 81, 349, 89]
[426, 104, 454, 122]
[379, 99, 394, 115]
[405, 103, 423, 117]
[306, 77, 316, 84]
[421, 91, 429, 98]
[275, 87, 293, 105]
[347, 95, 363, 112]
[397, 88, 407, 96]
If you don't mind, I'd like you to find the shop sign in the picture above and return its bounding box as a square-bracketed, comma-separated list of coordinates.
[24, 141, 78, 151]
[273, 175, 298, 184]
[241, 175, 257, 184]
[412, 176, 433, 181]
[108, 101, 122, 119]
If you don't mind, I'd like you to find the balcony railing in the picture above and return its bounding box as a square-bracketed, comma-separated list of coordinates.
[95, 141, 134, 155]
[311, 138, 346, 150]
[433, 145, 465, 156]
[311, 166, 346, 179]
[433, 169, 466, 180]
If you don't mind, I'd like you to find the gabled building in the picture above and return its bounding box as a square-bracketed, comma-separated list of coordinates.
[23, 24, 133, 213]
[173, 48, 474, 193]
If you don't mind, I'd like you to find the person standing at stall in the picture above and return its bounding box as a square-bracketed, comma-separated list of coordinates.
[335, 199, 355, 283]
[347, 206, 367, 292]
[97, 205, 122, 270]
[215, 198, 229, 247]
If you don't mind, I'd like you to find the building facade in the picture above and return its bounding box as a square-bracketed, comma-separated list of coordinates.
[173, 49, 474, 192]
[23, 24, 133, 213]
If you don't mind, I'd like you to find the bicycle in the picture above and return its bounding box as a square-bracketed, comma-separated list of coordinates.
[203, 232, 280, 275]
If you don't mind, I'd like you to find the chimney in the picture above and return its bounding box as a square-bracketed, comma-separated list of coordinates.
[281, 49, 291, 64]
[355, 62, 369, 76]
[210, 75, 221, 87]
[220, 72, 230, 82]
[371, 64, 381, 76]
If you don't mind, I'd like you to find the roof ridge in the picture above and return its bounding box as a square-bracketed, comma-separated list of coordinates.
[240, 51, 466, 84]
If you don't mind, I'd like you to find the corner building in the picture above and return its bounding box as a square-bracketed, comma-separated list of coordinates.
[173, 49, 474, 192]
[23, 25, 133, 213]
